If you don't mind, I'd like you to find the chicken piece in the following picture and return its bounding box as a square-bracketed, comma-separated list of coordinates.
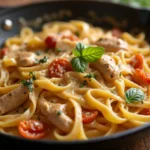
[6, 51, 38, 67]
[56, 39, 77, 51]
[95, 37, 128, 52]
[91, 55, 120, 80]
[16, 52, 37, 67]
[0, 85, 29, 115]
[38, 98, 73, 132]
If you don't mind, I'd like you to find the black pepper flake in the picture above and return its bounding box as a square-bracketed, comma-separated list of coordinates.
[9, 93, 12, 96]
[37, 116, 40, 120]
[110, 74, 114, 78]
[80, 80, 88, 87]
[106, 64, 109, 68]
[24, 91, 27, 94]
[24, 108, 27, 112]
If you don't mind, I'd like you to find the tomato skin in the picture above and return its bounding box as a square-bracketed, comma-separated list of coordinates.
[112, 28, 122, 38]
[134, 69, 150, 84]
[18, 119, 49, 139]
[0, 47, 8, 59]
[45, 36, 56, 48]
[140, 108, 150, 115]
[130, 54, 144, 70]
[48, 58, 73, 78]
[82, 110, 98, 124]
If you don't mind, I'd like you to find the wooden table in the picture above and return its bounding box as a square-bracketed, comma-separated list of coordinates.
[0, 0, 150, 150]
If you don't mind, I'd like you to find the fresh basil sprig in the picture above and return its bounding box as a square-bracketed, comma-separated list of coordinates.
[125, 88, 145, 103]
[71, 43, 104, 72]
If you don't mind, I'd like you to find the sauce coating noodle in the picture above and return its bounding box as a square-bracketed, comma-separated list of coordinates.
[0, 20, 150, 141]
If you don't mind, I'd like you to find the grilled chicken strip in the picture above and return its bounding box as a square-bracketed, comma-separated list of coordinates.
[16, 52, 37, 67]
[95, 37, 128, 52]
[7, 51, 38, 67]
[0, 85, 29, 115]
[38, 97, 73, 132]
[91, 54, 120, 80]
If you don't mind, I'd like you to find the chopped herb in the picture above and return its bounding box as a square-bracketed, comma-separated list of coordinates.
[35, 50, 43, 56]
[120, 73, 122, 77]
[56, 48, 62, 52]
[34, 58, 39, 64]
[21, 78, 34, 92]
[29, 71, 36, 80]
[125, 88, 145, 104]
[80, 80, 88, 87]
[35, 56, 49, 64]
[39, 56, 49, 63]
[71, 43, 104, 72]
[75, 31, 80, 37]
[57, 110, 62, 116]
[118, 64, 121, 68]
[84, 73, 96, 79]
[21, 72, 36, 92]
[55, 48, 67, 53]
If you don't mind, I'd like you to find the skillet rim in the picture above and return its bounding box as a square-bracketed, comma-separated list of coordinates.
[0, 0, 150, 145]
[0, 0, 150, 15]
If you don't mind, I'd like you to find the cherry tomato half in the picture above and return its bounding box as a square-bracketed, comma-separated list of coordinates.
[133, 69, 150, 85]
[18, 119, 49, 139]
[48, 58, 73, 78]
[45, 36, 56, 49]
[0, 47, 8, 59]
[140, 108, 150, 115]
[82, 109, 98, 124]
[130, 54, 144, 70]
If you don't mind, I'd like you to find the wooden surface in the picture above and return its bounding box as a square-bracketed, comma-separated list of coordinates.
[0, 0, 150, 150]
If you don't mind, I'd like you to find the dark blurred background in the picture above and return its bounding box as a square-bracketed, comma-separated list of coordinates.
[0, 0, 149, 8]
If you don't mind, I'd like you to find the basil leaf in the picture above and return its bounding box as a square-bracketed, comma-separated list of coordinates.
[72, 49, 81, 57]
[74, 42, 85, 56]
[76, 43, 85, 51]
[82, 46, 104, 62]
[71, 57, 88, 73]
[125, 88, 145, 103]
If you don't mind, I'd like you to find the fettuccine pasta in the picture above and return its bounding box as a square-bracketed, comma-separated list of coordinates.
[0, 20, 150, 141]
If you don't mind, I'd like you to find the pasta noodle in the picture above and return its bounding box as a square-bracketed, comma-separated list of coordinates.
[0, 20, 150, 141]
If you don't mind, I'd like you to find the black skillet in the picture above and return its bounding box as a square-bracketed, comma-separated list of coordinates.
[0, 0, 150, 149]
